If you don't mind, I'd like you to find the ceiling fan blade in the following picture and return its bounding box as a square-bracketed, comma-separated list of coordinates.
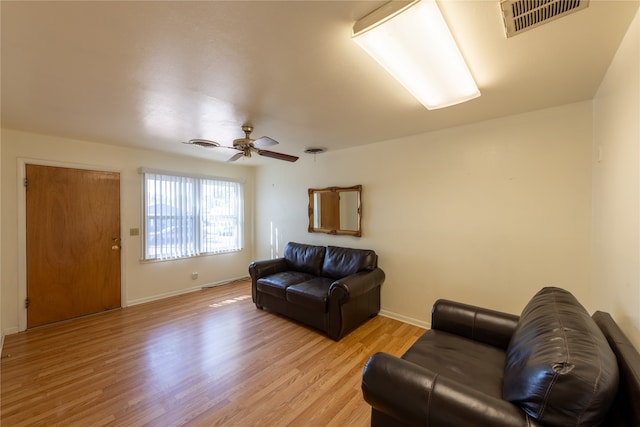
[227, 152, 245, 162]
[252, 136, 279, 149]
[182, 138, 221, 148]
[258, 150, 299, 162]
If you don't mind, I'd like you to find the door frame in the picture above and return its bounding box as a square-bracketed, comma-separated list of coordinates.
[17, 158, 126, 331]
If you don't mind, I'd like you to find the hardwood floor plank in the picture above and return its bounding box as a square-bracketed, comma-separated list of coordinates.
[1, 279, 424, 426]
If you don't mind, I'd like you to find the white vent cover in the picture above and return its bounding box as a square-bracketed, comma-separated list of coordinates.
[500, 0, 590, 37]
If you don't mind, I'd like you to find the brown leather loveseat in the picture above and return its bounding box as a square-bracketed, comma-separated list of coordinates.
[249, 242, 385, 340]
[362, 287, 640, 426]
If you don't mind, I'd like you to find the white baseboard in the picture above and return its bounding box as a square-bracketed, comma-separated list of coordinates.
[201, 276, 250, 289]
[126, 276, 250, 307]
[2, 327, 20, 337]
[379, 309, 430, 330]
[127, 285, 202, 307]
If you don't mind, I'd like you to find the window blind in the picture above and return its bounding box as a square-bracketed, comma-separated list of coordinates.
[143, 171, 243, 260]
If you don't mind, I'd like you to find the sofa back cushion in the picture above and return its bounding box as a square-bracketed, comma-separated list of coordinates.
[503, 287, 619, 427]
[593, 311, 640, 427]
[321, 246, 377, 279]
[284, 242, 325, 276]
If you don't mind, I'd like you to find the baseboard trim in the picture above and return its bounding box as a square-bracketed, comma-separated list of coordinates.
[126, 276, 250, 307]
[127, 286, 202, 307]
[2, 327, 20, 337]
[201, 276, 250, 289]
[379, 309, 430, 330]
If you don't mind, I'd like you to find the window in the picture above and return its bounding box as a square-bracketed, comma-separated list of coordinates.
[142, 170, 243, 260]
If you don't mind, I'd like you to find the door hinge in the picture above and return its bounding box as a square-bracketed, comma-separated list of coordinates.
[25, 298, 30, 309]
[24, 178, 28, 188]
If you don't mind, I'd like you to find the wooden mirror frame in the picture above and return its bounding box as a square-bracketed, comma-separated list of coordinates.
[308, 185, 362, 237]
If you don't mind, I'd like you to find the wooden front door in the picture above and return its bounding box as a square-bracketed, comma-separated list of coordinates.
[26, 165, 121, 328]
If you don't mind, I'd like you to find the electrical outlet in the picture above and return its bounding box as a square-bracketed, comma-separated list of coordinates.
[191, 272, 198, 280]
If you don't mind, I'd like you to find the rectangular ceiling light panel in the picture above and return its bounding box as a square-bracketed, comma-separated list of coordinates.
[352, 0, 480, 110]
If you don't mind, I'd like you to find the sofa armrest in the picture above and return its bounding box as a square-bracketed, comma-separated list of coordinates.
[431, 299, 519, 349]
[362, 352, 540, 427]
[328, 268, 385, 302]
[248, 258, 288, 281]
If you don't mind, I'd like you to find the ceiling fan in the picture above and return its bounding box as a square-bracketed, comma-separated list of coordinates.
[182, 125, 299, 162]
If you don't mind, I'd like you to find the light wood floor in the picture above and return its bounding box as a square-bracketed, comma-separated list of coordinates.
[1, 279, 425, 426]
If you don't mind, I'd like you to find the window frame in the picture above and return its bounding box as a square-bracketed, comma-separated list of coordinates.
[140, 168, 244, 261]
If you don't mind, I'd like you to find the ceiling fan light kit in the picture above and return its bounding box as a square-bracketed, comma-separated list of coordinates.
[352, 0, 480, 110]
[183, 125, 299, 163]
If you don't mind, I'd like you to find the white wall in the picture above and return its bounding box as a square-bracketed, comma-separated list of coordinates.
[592, 10, 640, 348]
[1, 129, 255, 334]
[255, 102, 593, 327]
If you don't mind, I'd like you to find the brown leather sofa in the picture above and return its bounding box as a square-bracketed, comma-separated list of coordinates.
[249, 242, 385, 340]
[362, 287, 640, 427]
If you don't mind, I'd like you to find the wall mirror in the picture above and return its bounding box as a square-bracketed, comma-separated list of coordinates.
[308, 185, 362, 237]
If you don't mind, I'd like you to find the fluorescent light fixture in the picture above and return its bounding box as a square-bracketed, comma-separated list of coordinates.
[352, 0, 480, 110]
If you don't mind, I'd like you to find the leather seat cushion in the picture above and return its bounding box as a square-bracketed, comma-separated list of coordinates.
[402, 329, 507, 398]
[256, 271, 315, 299]
[503, 287, 619, 427]
[286, 277, 334, 312]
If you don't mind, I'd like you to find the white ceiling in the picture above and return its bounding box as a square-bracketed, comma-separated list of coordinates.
[2, 1, 638, 164]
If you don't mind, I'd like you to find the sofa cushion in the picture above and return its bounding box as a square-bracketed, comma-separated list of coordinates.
[403, 329, 507, 398]
[321, 246, 377, 279]
[503, 287, 619, 427]
[256, 271, 315, 299]
[286, 277, 334, 312]
[284, 242, 326, 276]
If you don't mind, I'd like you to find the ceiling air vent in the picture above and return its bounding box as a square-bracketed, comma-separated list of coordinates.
[500, 0, 590, 37]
